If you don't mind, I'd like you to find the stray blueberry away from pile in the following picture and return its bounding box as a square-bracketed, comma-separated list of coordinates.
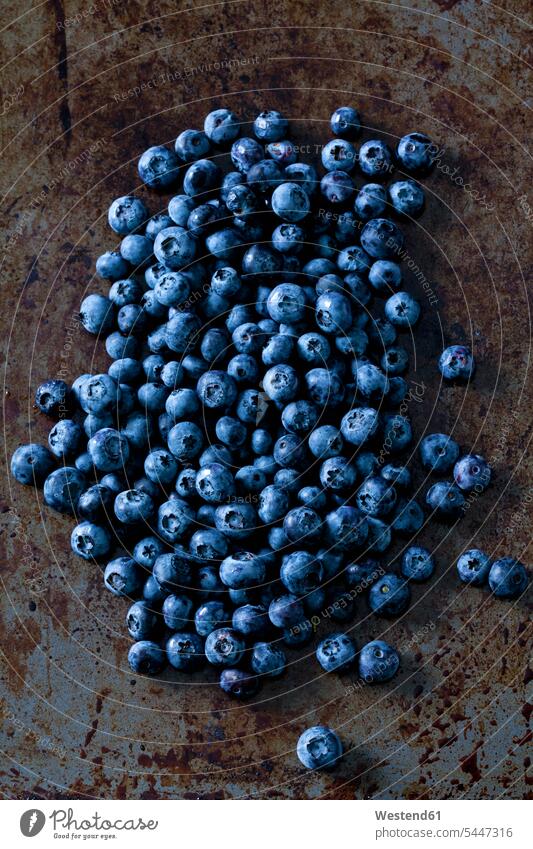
[10, 106, 528, 770]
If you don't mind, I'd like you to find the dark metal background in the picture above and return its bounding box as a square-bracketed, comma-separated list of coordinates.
[1, 0, 531, 800]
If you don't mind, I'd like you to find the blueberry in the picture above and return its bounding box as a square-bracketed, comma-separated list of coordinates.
[138, 145, 179, 188]
[308, 424, 343, 458]
[369, 573, 410, 616]
[456, 549, 492, 586]
[356, 476, 396, 517]
[305, 367, 345, 407]
[354, 362, 389, 400]
[315, 291, 352, 335]
[120, 233, 153, 267]
[320, 170, 355, 204]
[11, 444, 55, 485]
[44, 467, 86, 513]
[77, 484, 114, 522]
[389, 180, 425, 217]
[296, 725, 342, 770]
[426, 481, 465, 517]
[268, 594, 305, 628]
[439, 344, 475, 381]
[271, 182, 310, 222]
[192, 600, 228, 636]
[419, 433, 460, 474]
[251, 428, 273, 455]
[247, 159, 284, 193]
[133, 536, 166, 570]
[281, 551, 324, 594]
[453, 453, 491, 492]
[204, 108, 240, 145]
[358, 139, 393, 178]
[396, 132, 435, 176]
[316, 633, 356, 672]
[359, 640, 400, 683]
[260, 334, 293, 368]
[257, 484, 289, 524]
[167, 421, 204, 461]
[267, 283, 307, 324]
[322, 138, 357, 172]
[128, 641, 166, 675]
[330, 106, 361, 139]
[354, 183, 387, 220]
[251, 642, 286, 677]
[384, 291, 420, 328]
[266, 139, 297, 165]
[376, 347, 407, 380]
[79, 374, 120, 415]
[195, 463, 235, 504]
[215, 500, 259, 538]
[205, 627, 245, 666]
[35, 379, 71, 419]
[190, 529, 228, 563]
[70, 520, 111, 560]
[401, 545, 435, 581]
[104, 556, 144, 597]
[157, 498, 195, 543]
[154, 226, 197, 270]
[175, 128, 210, 160]
[253, 109, 288, 141]
[360, 217, 404, 260]
[165, 312, 201, 354]
[281, 401, 318, 437]
[325, 505, 368, 551]
[196, 370, 238, 410]
[145, 213, 173, 239]
[344, 558, 382, 591]
[206, 228, 242, 260]
[127, 601, 159, 640]
[216, 415, 247, 447]
[391, 498, 424, 534]
[168, 194, 196, 226]
[383, 413, 413, 453]
[143, 574, 169, 605]
[121, 411, 153, 450]
[381, 463, 411, 489]
[143, 448, 178, 487]
[79, 295, 115, 339]
[96, 250, 130, 280]
[340, 407, 379, 446]
[232, 603, 268, 637]
[114, 488, 154, 525]
[166, 632, 204, 672]
[199, 444, 233, 467]
[88, 428, 129, 472]
[219, 551, 265, 589]
[153, 550, 194, 592]
[108, 195, 148, 235]
[263, 364, 299, 404]
[153, 271, 190, 308]
[284, 163, 318, 195]
[368, 260, 402, 294]
[319, 456, 356, 492]
[274, 467, 301, 495]
[488, 557, 529, 599]
[219, 668, 260, 698]
[211, 266, 241, 299]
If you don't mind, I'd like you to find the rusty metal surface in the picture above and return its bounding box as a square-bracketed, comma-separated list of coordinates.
[0, 0, 531, 800]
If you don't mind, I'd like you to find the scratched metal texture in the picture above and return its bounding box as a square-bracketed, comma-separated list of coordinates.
[0, 0, 531, 800]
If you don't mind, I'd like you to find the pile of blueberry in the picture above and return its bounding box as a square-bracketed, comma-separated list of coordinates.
[11, 106, 529, 770]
